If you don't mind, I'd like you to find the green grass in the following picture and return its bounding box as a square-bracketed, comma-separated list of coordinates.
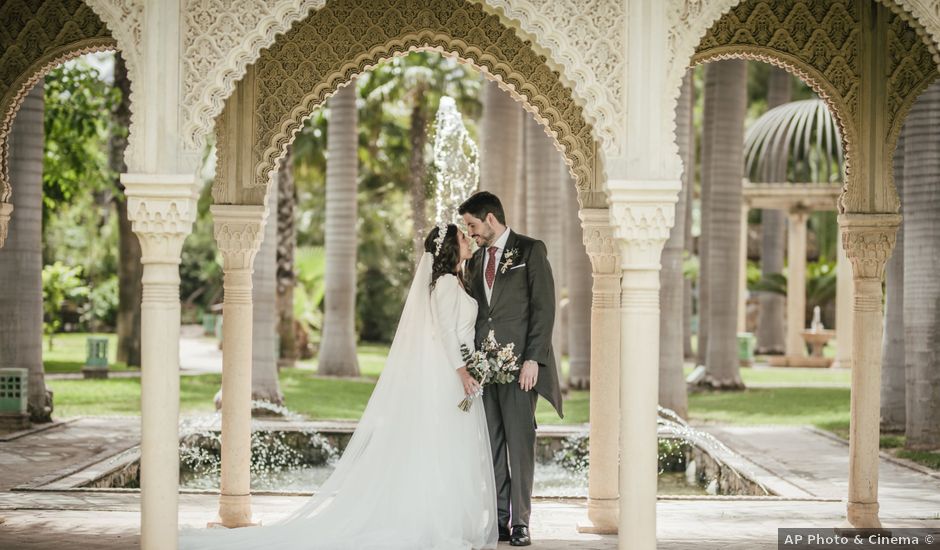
[682, 364, 851, 385]
[687, 387, 851, 427]
[49, 368, 583, 423]
[42, 332, 133, 373]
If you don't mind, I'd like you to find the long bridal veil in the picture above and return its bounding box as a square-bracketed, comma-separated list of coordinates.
[180, 252, 497, 550]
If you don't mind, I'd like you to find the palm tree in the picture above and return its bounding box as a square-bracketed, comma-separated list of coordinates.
[698, 59, 747, 390]
[364, 53, 481, 259]
[754, 67, 791, 354]
[276, 146, 298, 367]
[0, 83, 50, 422]
[480, 80, 524, 223]
[252, 181, 284, 406]
[319, 83, 360, 377]
[696, 66, 713, 368]
[111, 55, 141, 368]
[881, 130, 905, 432]
[660, 70, 693, 416]
[563, 160, 591, 389]
[524, 116, 565, 390]
[902, 81, 940, 450]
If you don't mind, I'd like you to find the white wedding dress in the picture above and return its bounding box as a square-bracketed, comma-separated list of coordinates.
[179, 252, 497, 550]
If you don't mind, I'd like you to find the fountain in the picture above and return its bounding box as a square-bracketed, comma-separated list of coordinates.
[431, 95, 479, 226]
[799, 306, 835, 368]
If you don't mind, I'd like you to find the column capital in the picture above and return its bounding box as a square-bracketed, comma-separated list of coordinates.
[0, 202, 11, 248]
[838, 213, 901, 281]
[123, 173, 200, 264]
[211, 204, 268, 272]
[580, 208, 620, 277]
[606, 180, 680, 271]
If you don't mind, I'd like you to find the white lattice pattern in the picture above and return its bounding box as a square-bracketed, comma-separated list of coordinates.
[478, 0, 626, 155]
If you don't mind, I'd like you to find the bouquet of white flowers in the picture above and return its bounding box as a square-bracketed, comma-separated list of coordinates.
[457, 330, 520, 412]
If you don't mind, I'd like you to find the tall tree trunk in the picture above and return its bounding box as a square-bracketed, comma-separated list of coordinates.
[700, 59, 746, 390]
[480, 80, 523, 225]
[525, 117, 565, 391]
[881, 131, 905, 432]
[276, 146, 298, 368]
[683, 139, 695, 359]
[515, 126, 527, 233]
[252, 182, 284, 407]
[660, 71, 693, 417]
[410, 83, 428, 259]
[697, 66, 714, 367]
[755, 66, 791, 354]
[319, 83, 360, 377]
[563, 161, 591, 389]
[112, 54, 142, 368]
[902, 81, 940, 450]
[0, 83, 50, 422]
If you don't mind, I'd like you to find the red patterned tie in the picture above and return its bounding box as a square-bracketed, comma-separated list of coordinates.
[485, 246, 498, 289]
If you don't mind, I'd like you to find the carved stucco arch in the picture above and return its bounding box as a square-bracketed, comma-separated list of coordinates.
[214, 0, 599, 207]
[182, 0, 622, 159]
[673, 0, 937, 214]
[0, 0, 120, 210]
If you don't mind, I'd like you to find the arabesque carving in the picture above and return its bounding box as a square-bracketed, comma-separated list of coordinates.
[220, 0, 596, 204]
[0, 0, 115, 204]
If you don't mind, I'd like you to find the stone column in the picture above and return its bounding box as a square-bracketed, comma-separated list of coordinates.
[123, 175, 198, 550]
[835, 223, 854, 368]
[609, 186, 678, 550]
[738, 201, 749, 333]
[577, 208, 621, 534]
[212, 204, 268, 528]
[839, 213, 899, 530]
[786, 207, 809, 358]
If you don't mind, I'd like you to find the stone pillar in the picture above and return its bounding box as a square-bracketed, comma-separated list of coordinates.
[609, 186, 678, 550]
[786, 208, 809, 358]
[212, 204, 267, 528]
[838, 213, 899, 530]
[577, 208, 621, 534]
[123, 175, 198, 550]
[0, 83, 48, 423]
[835, 223, 854, 368]
[738, 201, 749, 333]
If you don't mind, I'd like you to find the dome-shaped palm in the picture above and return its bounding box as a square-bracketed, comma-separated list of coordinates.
[744, 99, 843, 184]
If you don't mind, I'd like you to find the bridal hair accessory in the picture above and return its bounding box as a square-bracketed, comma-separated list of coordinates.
[433, 221, 449, 256]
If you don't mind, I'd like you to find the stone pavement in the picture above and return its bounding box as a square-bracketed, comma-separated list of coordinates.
[1, 419, 938, 549]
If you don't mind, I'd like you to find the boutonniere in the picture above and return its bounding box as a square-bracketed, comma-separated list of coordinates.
[500, 248, 519, 274]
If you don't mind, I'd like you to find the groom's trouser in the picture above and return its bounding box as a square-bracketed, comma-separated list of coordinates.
[483, 382, 539, 529]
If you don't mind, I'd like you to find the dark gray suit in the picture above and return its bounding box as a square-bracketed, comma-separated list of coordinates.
[467, 230, 562, 530]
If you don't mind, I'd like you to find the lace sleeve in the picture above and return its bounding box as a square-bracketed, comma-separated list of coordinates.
[432, 275, 467, 370]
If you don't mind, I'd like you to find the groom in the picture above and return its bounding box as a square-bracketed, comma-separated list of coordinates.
[459, 191, 563, 547]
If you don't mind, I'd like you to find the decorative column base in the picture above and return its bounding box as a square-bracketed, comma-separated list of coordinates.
[0, 202, 11, 248]
[208, 494, 260, 529]
[579, 498, 619, 534]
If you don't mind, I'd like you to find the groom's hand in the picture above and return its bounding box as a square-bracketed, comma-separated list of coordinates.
[519, 360, 539, 392]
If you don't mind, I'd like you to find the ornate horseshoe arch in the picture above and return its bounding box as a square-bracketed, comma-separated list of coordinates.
[0, 0, 115, 207]
[687, 0, 937, 214]
[213, 0, 600, 208]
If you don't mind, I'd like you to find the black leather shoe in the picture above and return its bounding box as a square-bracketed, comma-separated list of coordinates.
[498, 527, 512, 542]
[509, 525, 531, 546]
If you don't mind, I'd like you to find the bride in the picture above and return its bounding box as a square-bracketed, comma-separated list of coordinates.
[179, 224, 498, 550]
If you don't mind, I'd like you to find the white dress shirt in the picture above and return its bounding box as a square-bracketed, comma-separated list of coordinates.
[483, 227, 511, 304]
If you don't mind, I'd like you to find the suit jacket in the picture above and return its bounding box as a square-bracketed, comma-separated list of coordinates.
[467, 230, 563, 418]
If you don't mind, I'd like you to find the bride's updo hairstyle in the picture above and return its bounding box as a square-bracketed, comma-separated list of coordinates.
[424, 224, 462, 289]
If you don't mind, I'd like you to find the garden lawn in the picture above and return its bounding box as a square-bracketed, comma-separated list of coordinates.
[42, 332, 133, 373]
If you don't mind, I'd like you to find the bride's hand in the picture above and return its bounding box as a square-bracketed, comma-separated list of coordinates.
[456, 367, 481, 397]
